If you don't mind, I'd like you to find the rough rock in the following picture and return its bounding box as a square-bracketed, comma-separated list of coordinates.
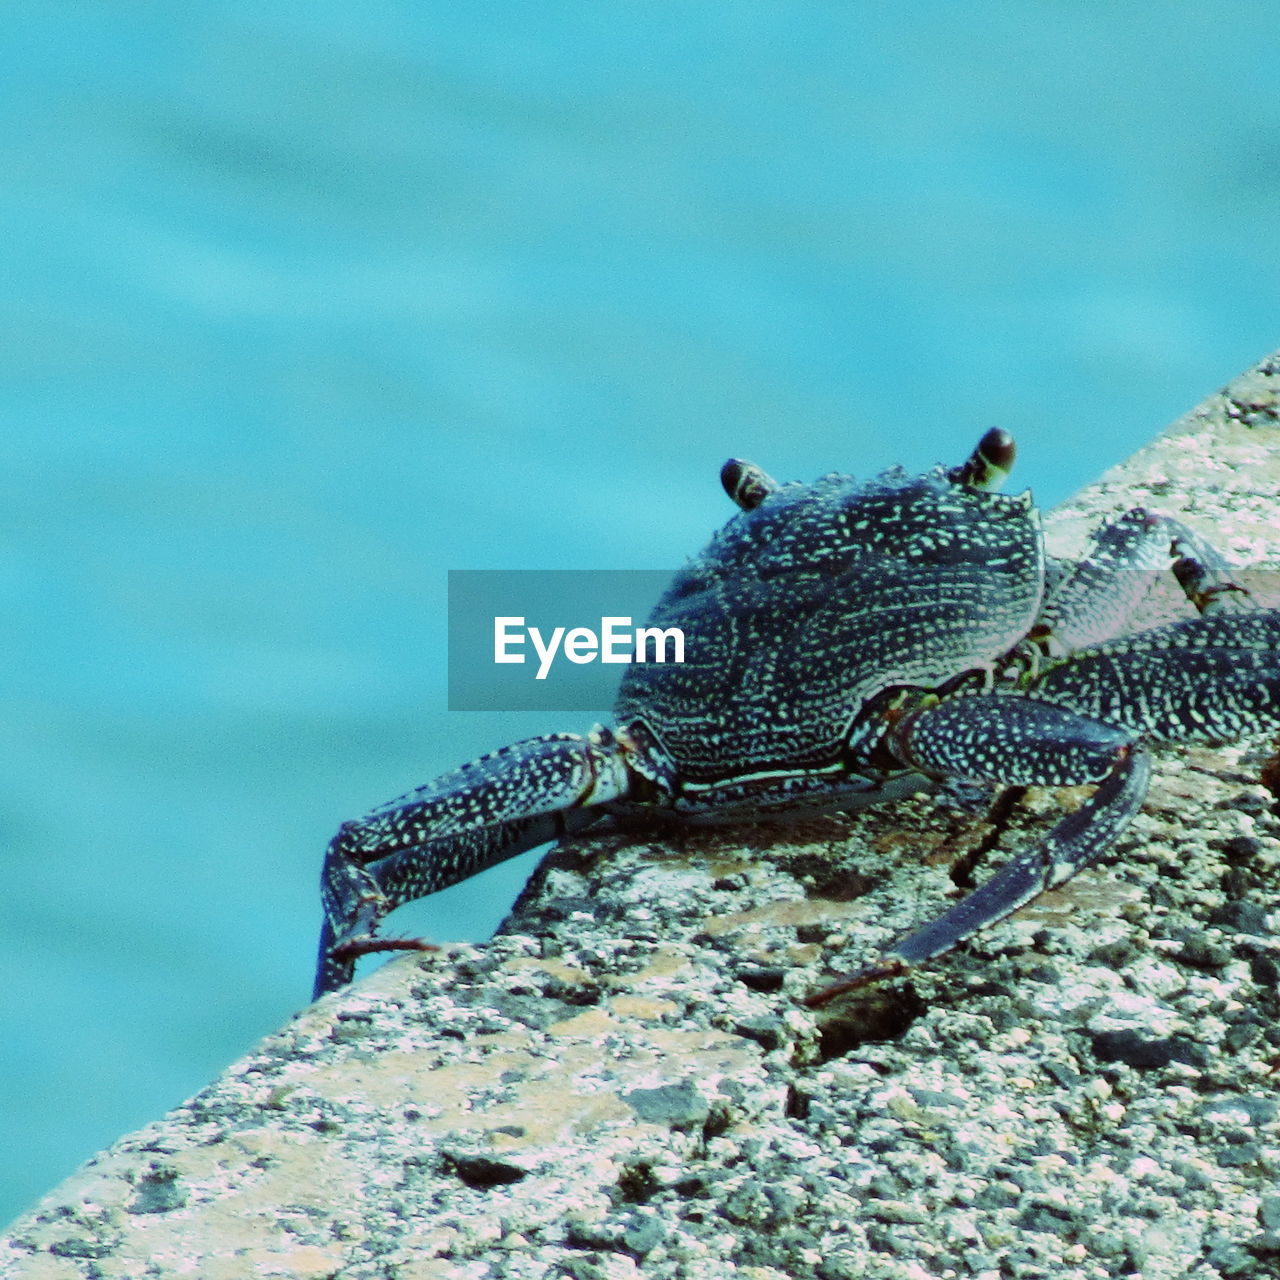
[4, 349, 1280, 1280]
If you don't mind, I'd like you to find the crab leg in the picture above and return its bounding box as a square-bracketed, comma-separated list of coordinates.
[315, 729, 631, 998]
[807, 693, 1148, 1004]
[1035, 508, 1250, 654]
[809, 603, 1280, 1005]
[806, 747, 1151, 1005]
[1028, 610, 1280, 743]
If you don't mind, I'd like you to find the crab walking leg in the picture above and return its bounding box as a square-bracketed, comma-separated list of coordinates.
[1035, 508, 1251, 654]
[315, 729, 630, 998]
[808, 607, 1280, 1005]
[807, 694, 1147, 1005]
[1027, 610, 1280, 743]
[316, 808, 603, 999]
[806, 748, 1151, 1005]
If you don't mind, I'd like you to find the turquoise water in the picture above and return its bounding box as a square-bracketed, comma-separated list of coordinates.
[3, 3, 1279, 1219]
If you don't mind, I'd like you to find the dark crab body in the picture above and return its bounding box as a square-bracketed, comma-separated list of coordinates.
[614, 446, 1044, 812]
[314, 432, 1280, 1002]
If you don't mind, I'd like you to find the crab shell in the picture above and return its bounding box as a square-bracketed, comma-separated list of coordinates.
[615, 466, 1045, 783]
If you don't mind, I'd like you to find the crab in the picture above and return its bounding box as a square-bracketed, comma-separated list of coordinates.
[313, 430, 1280, 1003]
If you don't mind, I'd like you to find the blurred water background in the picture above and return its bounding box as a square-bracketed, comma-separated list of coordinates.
[3, 2, 1279, 1220]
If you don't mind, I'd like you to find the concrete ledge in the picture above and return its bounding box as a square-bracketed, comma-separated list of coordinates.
[5, 349, 1280, 1280]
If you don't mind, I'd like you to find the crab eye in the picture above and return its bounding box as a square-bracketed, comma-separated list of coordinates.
[950, 428, 1016, 491]
[721, 458, 780, 510]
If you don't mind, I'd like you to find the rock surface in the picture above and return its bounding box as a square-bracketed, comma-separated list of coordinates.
[5, 349, 1280, 1280]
